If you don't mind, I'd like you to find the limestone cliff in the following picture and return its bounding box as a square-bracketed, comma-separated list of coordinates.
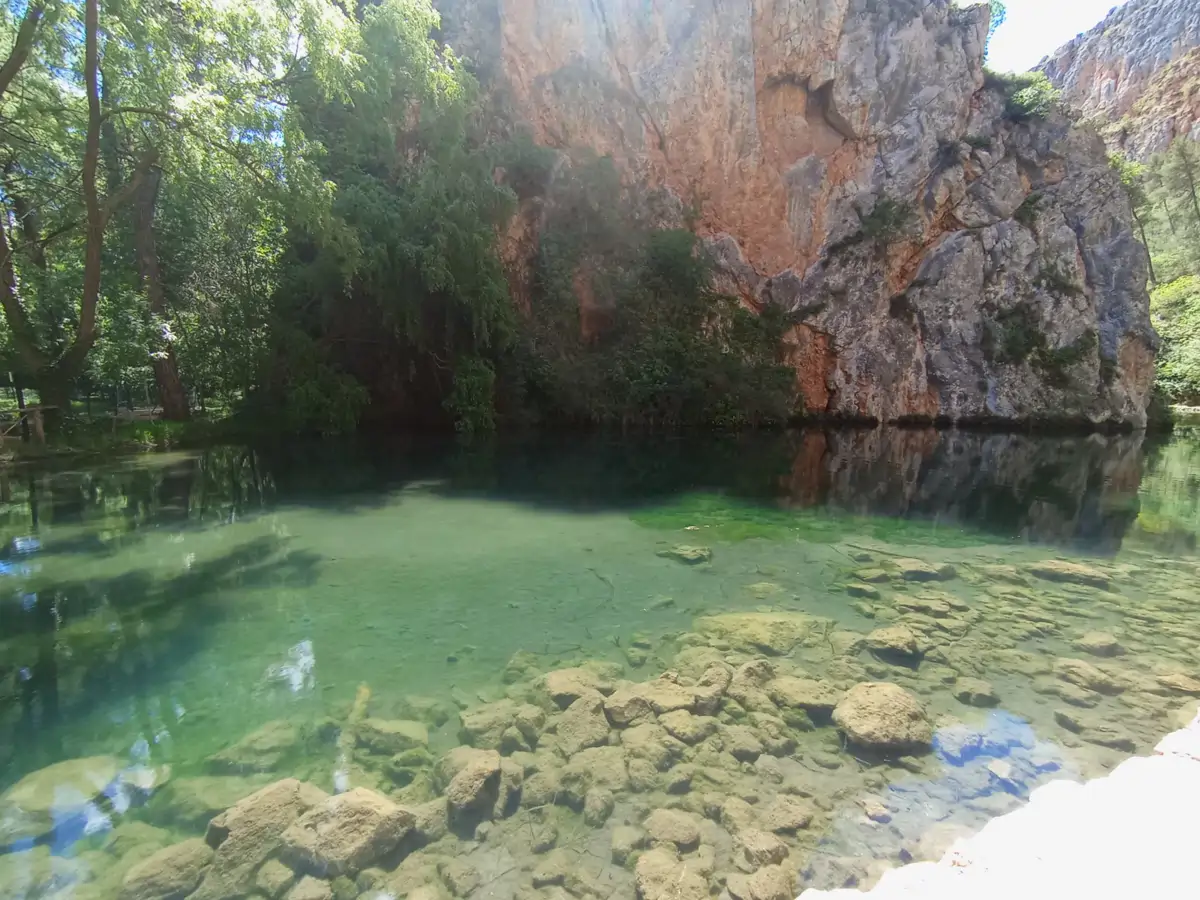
[1039, 0, 1200, 158]
[440, 0, 1157, 427]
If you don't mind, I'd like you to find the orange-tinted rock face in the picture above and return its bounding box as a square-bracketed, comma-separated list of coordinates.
[441, 0, 1157, 427]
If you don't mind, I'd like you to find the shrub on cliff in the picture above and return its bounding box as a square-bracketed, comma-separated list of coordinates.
[984, 70, 1062, 122]
[518, 160, 795, 428]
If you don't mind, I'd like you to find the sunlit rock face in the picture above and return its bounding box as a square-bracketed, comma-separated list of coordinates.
[1038, 0, 1200, 159]
[439, 0, 1157, 427]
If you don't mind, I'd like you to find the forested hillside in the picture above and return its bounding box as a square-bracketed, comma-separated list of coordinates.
[1114, 143, 1200, 406]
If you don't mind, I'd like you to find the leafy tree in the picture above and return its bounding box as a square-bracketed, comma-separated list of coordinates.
[988, 1, 1006, 47]
[1151, 277, 1200, 404]
[991, 71, 1061, 122]
[0, 0, 356, 423]
[1110, 152, 1157, 284]
[267, 0, 516, 433]
[0, 0, 796, 438]
[1118, 138, 1200, 405]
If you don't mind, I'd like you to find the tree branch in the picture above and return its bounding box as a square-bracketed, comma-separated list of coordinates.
[58, 0, 104, 378]
[0, 216, 50, 373]
[101, 106, 277, 188]
[0, 1, 46, 101]
[101, 149, 160, 224]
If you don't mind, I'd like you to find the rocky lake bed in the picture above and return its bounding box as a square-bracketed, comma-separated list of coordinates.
[3, 523, 1199, 900]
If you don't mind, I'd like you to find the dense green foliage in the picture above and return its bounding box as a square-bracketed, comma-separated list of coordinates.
[1151, 276, 1200, 403]
[1115, 143, 1200, 405]
[0, 0, 794, 437]
[519, 156, 795, 429]
[859, 197, 914, 243]
[982, 70, 1062, 123]
[983, 302, 1096, 386]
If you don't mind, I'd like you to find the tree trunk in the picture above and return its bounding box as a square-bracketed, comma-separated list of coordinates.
[132, 166, 189, 420]
[35, 370, 72, 428]
[67, 0, 104, 376]
[1131, 208, 1157, 285]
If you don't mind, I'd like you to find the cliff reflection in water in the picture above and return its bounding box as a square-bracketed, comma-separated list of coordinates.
[0, 429, 1172, 556]
[778, 429, 1149, 553]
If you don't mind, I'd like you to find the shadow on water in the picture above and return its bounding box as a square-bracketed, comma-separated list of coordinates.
[1, 427, 1172, 558]
[0, 426, 1186, 579]
[0, 448, 278, 563]
[0, 534, 322, 774]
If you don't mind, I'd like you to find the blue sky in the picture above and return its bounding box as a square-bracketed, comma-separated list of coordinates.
[986, 0, 1133, 72]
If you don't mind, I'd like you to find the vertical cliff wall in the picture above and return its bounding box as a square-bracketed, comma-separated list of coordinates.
[440, 0, 1158, 427]
[1038, 0, 1200, 157]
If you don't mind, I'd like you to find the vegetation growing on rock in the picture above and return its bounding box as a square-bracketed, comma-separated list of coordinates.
[1113, 142, 1200, 404]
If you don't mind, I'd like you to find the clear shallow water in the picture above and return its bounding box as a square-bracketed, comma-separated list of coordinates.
[1, 429, 1198, 899]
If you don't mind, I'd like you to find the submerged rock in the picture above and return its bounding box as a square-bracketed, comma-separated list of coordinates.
[722, 724, 765, 762]
[1053, 710, 1137, 751]
[149, 775, 272, 830]
[845, 583, 882, 600]
[356, 719, 428, 755]
[853, 568, 892, 584]
[659, 710, 719, 744]
[1029, 560, 1111, 589]
[582, 787, 615, 826]
[954, 678, 1000, 708]
[0, 846, 89, 900]
[1053, 658, 1125, 695]
[0, 755, 124, 846]
[541, 666, 619, 708]
[743, 864, 794, 900]
[611, 825, 647, 864]
[643, 808, 702, 851]
[440, 748, 502, 817]
[656, 545, 712, 565]
[559, 746, 629, 802]
[1157, 673, 1200, 695]
[280, 788, 413, 877]
[255, 860, 295, 899]
[208, 721, 301, 774]
[866, 625, 922, 660]
[758, 796, 814, 834]
[285, 876, 332, 900]
[552, 694, 611, 756]
[832, 683, 933, 753]
[604, 677, 695, 726]
[458, 699, 544, 752]
[693, 663, 733, 715]
[635, 847, 710, 900]
[739, 828, 789, 866]
[193, 778, 328, 900]
[1037, 676, 1102, 708]
[621, 723, 687, 771]
[120, 839, 213, 900]
[693, 612, 818, 656]
[893, 559, 957, 582]
[1074, 632, 1125, 657]
[766, 676, 840, 714]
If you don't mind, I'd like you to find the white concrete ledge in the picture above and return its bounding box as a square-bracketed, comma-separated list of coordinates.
[799, 711, 1200, 900]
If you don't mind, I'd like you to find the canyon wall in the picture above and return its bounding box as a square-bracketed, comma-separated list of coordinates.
[441, 0, 1158, 427]
[1039, 0, 1200, 159]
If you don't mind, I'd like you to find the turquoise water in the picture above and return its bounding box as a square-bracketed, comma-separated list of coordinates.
[1, 429, 1198, 898]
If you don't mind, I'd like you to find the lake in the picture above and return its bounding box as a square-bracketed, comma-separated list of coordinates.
[1, 428, 1198, 899]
